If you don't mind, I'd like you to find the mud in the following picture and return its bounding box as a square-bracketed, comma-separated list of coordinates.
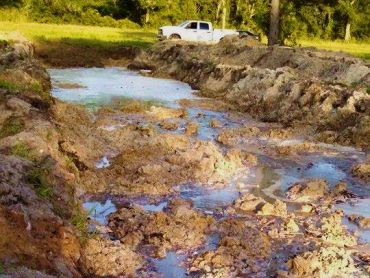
[1, 37, 370, 277]
[0, 39, 81, 277]
[131, 39, 370, 149]
[108, 199, 214, 258]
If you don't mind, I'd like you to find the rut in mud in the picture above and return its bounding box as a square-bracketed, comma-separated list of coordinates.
[1, 38, 370, 277]
[52, 67, 369, 277]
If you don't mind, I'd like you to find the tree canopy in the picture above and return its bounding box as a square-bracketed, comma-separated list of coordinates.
[1, 0, 369, 42]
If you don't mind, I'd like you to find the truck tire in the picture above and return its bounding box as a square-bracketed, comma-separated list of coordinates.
[169, 34, 181, 40]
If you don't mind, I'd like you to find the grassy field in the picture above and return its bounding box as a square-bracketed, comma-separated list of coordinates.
[0, 21, 157, 67]
[299, 39, 370, 60]
[0, 21, 156, 48]
[0, 21, 369, 66]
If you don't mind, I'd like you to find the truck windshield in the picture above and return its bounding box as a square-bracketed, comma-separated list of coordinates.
[178, 21, 190, 27]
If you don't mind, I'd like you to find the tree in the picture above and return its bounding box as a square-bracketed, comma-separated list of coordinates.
[0, 0, 23, 7]
[268, 0, 280, 45]
[217, 0, 228, 29]
[338, 0, 357, 40]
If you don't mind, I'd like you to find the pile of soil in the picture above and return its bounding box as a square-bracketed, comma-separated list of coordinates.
[131, 39, 370, 149]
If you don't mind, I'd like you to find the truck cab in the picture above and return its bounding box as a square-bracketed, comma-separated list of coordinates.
[158, 20, 238, 42]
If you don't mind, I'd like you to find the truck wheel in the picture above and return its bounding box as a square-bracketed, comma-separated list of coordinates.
[169, 34, 181, 40]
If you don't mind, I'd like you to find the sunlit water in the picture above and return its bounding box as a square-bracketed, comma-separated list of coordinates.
[49, 67, 196, 108]
[49, 67, 369, 277]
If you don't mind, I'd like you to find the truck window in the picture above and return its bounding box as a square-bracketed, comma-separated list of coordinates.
[185, 22, 198, 29]
[199, 23, 209, 30]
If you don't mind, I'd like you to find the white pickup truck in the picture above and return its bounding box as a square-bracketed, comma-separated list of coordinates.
[158, 20, 239, 42]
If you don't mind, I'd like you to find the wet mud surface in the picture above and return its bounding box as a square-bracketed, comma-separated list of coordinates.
[50, 68, 370, 277]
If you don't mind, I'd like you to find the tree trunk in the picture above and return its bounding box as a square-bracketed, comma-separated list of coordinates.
[344, 22, 351, 41]
[268, 0, 280, 46]
[216, 1, 221, 21]
[222, 5, 227, 29]
[217, 0, 227, 29]
[145, 9, 150, 24]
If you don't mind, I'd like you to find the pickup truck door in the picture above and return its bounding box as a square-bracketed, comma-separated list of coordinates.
[197, 22, 213, 41]
[183, 21, 198, 41]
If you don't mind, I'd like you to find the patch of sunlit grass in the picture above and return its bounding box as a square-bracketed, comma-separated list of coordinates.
[299, 39, 370, 60]
[0, 21, 157, 48]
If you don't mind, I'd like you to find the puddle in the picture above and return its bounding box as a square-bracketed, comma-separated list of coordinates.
[178, 183, 241, 212]
[204, 233, 220, 251]
[336, 199, 370, 244]
[49, 68, 196, 107]
[154, 233, 220, 278]
[96, 156, 110, 169]
[49, 67, 370, 276]
[83, 199, 117, 225]
[154, 252, 187, 278]
[141, 201, 168, 212]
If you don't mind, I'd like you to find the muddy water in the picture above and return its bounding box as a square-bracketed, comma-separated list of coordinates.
[50, 68, 369, 277]
[49, 67, 195, 108]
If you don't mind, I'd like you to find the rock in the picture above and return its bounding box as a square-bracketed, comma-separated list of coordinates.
[348, 214, 370, 229]
[189, 218, 271, 276]
[209, 119, 222, 128]
[320, 212, 357, 246]
[6, 97, 32, 115]
[80, 237, 144, 277]
[147, 106, 186, 120]
[286, 179, 328, 202]
[244, 153, 258, 165]
[300, 204, 314, 213]
[233, 193, 265, 212]
[159, 119, 179, 130]
[139, 41, 370, 148]
[351, 162, 370, 182]
[185, 121, 199, 136]
[332, 181, 347, 195]
[284, 218, 300, 233]
[257, 199, 287, 218]
[13, 41, 34, 59]
[286, 246, 358, 277]
[108, 200, 215, 257]
[1, 267, 56, 278]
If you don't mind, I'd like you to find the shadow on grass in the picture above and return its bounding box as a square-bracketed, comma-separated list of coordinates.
[357, 53, 370, 60]
[33, 36, 155, 68]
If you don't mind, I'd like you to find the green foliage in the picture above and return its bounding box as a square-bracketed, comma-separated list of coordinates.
[0, 116, 25, 139]
[0, 0, 369, 42]
[26, 161, 53, 199]
[71, 203, 89, 243]
[10, 142, 36, 161]
[0, 79, 18, 91]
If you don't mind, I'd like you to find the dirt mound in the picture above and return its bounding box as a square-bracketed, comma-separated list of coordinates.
[81, 132, 246, 195]
[80, 237, 144, 276]
[0, 39, 86, 276]
[108, 199, 214, 258]
[285, 246, 358, 277]
[132, 40, 370, 149]
[189, 218, 271, 276]
[218, 34, 263, 48]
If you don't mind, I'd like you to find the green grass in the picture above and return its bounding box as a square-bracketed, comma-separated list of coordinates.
[0, 21, 157, 48]
[299, 39, 370, 59]
[71, 203, 90, 244]
[0, 116, 25, 139]
[0, 79, 18, 91]
[26, 167, 53, 199]
[0, 21, 368, 62]
[10, 142, 36, 161]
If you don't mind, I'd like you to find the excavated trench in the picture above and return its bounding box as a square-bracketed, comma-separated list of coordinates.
[50, 67, 370, 277]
